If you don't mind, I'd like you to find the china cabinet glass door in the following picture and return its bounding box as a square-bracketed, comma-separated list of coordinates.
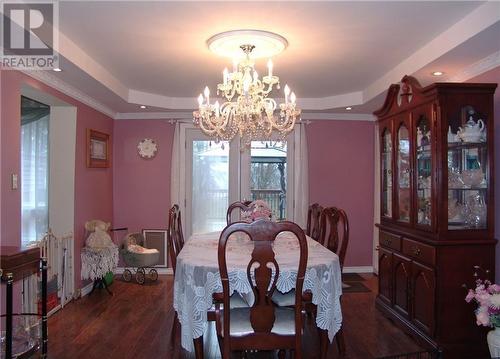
[447, 106, 488, 230]
[381, 128, 392, 218]
[397, 123, 410, 223]
[415, 114, 432, 227]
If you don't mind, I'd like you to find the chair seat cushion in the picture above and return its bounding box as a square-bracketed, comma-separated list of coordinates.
[228, 307, 296, 337]
[271, 290, 296, 307]
[229, 293, 249, 309]
[271, 290, 313, 307]
[211, 293, 249, 309]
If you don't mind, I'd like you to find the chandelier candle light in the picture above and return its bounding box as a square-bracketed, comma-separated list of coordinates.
[193, 30, 301, 148]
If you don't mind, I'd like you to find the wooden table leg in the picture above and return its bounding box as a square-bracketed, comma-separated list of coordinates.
[194, 336, 204, 359]
[336, 327, 346, 357]
[319, 328, 328, 359]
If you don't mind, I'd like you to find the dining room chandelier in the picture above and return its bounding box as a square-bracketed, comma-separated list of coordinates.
[193, 30, 301, 148]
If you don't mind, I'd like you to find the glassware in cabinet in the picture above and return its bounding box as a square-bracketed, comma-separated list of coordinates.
[397, 123, 410, 222]
[415, 114, 432, 226]
[447, 106, 488, 230]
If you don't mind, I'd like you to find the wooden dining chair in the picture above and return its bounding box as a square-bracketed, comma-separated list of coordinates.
[226, 201, 253, 224]
[319, 207, 349, 269]
[306, 203, 324, 241]
[318, 206, 350, 357]
[215, 219, 308, 358]
[167, 204, 183, 274]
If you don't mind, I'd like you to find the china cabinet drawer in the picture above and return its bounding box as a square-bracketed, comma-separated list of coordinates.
[380, 231, 401, 251]
[402, 238, 435, 266]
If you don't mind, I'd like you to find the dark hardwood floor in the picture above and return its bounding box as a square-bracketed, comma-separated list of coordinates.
[47, 274, 424, 358]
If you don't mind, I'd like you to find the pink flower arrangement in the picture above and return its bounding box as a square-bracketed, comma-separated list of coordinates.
[242, 200, 273, 222]
[465, 267, 500, 327]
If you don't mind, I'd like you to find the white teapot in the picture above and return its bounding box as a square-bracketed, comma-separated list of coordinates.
[457, 119, 485, 143]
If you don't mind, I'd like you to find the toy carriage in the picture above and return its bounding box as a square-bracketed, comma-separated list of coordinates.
[119, 233, 160, 284]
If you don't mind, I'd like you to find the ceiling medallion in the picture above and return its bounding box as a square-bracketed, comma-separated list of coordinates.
[193, 30, 301, 148]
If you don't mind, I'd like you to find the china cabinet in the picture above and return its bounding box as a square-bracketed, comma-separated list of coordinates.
[374, 76, 497, 358]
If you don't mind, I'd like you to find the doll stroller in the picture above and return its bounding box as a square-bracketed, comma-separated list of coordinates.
[119, 232, 160, 284]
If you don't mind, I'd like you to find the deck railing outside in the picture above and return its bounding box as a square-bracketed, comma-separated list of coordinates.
[203, 189, 286, 222]
[250, 189, 286, 220]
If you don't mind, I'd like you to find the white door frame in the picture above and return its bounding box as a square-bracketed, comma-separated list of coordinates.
[179, 123, 298, 239]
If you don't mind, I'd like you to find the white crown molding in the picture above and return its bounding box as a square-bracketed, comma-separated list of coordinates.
[447, 50, 500, 83]
[301, 112, 376, 121]
[115, 111, 193, 120]
[115, 110, 376, 122]
[25, 2, 499, 119]
[59, 32, 129, 100]
[21, 69, 116, 118]
[362, 1, 500, 103]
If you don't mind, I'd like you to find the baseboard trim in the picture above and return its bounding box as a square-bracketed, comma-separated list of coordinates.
[343, 266, 373, 273]
[114, 267, 173, 275]
[80, 282, 94, 297]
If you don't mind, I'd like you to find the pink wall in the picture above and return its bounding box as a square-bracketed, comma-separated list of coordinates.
[112, 120, 174, 234]
[307, 120, 375, 267]
[0, 70, 114, 290]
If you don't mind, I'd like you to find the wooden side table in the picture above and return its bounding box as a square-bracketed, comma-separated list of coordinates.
[0, 246, 47, 359]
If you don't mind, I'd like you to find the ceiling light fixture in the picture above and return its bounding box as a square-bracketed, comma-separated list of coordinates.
[345, 107, 352, 111]
[193, 30, 301, 148]
[53, 68, 62, 72]
[140, 105, 146, 109]
[432, 71, 444, 76]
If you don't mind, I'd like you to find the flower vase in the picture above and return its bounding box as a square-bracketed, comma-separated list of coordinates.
[487, 327, 500, 358]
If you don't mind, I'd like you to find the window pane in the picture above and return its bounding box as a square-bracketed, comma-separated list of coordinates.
[21, 102, 49, 246]
[250, 141, 287, 220]
[192, 141, 229, 234]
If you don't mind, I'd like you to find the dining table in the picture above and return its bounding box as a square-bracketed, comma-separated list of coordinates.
[173, 229, 343, 355]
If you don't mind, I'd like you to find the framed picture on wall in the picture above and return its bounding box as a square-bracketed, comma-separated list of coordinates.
[142, 229, 168, 268]
[86, 129, 110, 168]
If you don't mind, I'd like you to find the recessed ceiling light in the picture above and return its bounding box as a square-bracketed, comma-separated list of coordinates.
[345, 107, 352, 111]
[53, 68, 62, 72]
[140, 105, 146, 109]
[432, 71, 444, 76]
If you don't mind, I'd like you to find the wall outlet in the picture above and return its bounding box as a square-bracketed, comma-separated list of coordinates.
[11, 174, 18, 189]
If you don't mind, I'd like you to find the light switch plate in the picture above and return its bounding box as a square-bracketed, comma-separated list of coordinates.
[11, 174, 18, 189]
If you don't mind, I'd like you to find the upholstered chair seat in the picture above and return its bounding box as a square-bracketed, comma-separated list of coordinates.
[220, 307, 296, 337]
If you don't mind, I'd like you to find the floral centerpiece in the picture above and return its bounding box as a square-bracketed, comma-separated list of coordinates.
[241, 200, 273, 222]
[465, 266, 500, 356]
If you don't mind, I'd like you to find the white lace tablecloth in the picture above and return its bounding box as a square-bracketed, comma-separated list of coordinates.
[173, 231, 343, 352]
[80, 245, 118, 281]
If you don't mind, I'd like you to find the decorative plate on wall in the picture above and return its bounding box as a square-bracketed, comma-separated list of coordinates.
[137, 138, 158, 159]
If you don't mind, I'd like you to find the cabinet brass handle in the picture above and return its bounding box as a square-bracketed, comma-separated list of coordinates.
[413, 247, 421, 256]
[375, 245, 380, 251]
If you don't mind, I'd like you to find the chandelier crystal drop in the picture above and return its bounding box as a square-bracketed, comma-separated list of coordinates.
[193, 43, 301, 148]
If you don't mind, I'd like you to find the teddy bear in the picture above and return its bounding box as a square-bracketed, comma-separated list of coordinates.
[84, 219, 114, 249]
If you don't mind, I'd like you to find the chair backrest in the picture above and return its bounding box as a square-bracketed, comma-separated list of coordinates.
[167, 204, 184, 273]
[319, 207, 349, 269]
[306, 203, 323, 241]
[218, 219, 307, 351]
[226, 201, 253, 224]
